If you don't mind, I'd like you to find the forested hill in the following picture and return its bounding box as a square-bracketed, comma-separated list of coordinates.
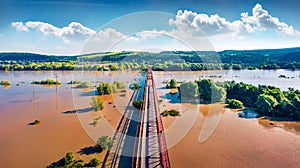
[1, 47, 300, 65]
[0, 52, 78, 61]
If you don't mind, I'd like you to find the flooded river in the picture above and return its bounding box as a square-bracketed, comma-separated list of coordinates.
[0, 70, 299, 167]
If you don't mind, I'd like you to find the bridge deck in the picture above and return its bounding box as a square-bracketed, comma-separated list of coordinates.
[102, 68, 170, 168]
[139, 67, 170, 168]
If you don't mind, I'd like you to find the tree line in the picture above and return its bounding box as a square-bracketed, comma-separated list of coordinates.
[2, 48, 300, 71]
[171, 78, 300, 120]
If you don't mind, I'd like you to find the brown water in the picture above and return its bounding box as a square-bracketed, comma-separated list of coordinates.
[0, 70, 300, 168]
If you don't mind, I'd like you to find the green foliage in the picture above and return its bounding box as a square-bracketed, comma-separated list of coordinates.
[256, 94, 278, 115]
[68, 80, 81, 84]
[161, 109, 180, 117]
[97, 82, 113, 95]
[88, 157, 101, 167]
[96, 81, 124, 95]
[166, 79, 178, 88]
[225, 81, 300, 119]
[224, 81, 259, 107]
[0, 80, 11, 85]
[76, 81, 91, 88]
[196, 79, 226, 102]
[179, 81, 198, 98]
[91, 97, 104, 111]
[133, 83, 140, 89]
[261, 86, 286, 102]
[2, 48, 300, 71]
[47, 152, 85, 168]
[274, 99, 296, 117]
[226, 99, 244, 109]
[133, 100, 143, 109]
[31, 79, 60, 85]
[113, 81, 126, 89]
[109, 64, 118, 71]
[33, 119, 41, 125]
[97, 136, 113, 150]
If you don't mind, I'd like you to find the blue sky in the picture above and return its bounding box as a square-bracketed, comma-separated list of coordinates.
[1, 0, 300, 55]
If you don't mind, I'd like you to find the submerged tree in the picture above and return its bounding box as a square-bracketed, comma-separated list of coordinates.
[97, 135, 113, 151]
[256, 94, 278, 115]
[91, 97, 104, 111]
[167, 79, 178, 88]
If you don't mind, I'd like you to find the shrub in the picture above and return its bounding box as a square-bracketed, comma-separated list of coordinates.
[133, 83, 140, 89]
[133, 100, 143, 109]
[113, 81, 126, 89]
[91, 97, 104, 111]
[97, 82, 113, 95]
[161, 109, 180, 117]
[226, 99, 244, 109]
[97, 136, 113, 150]
[31, 79, 60, 85]
[0, 80, 11, 85]
[33, 119, 41, 125]
[88, 157, 101, 167]
[67, 80, 81, 84]
[166, 79, 178, 88]
[76, 81, 91, 88]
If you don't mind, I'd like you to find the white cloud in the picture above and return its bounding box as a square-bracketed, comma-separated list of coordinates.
[241, 4, 300, 36]
[12, 21, 96, 43]
[169, 10, 254, 37]
[9, 3, 300, 54]
[96, 28, 126, 40]
[11, 22, 28, 31]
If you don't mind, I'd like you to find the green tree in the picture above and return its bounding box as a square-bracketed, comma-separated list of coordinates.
[274, 99, 296, 117]
[196, 79, 226, 102]
[226, 99, 244, 109]
[91, 97, 104, 111]
[167, 79, 178, 88]
[97, 82, 112, 95]
[88, 157, 101, 167]
[256, 94, 278, 115]
[133, 100, 143, 109]
[58, 152, 74, 166]
[97, 136, 113, 150]
[180, 81, 198, 98]
[113, 81, 126, 89]
[211, 84, 226, 102]
[109, 64, 118, 71]
[0, 80, 11, 85]
[133, 82, 140, 89]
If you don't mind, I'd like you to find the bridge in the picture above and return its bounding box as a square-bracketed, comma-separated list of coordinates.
[102, 67, 170, 168]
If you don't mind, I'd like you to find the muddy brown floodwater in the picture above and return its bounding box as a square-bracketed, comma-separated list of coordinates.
[0, 70, 300, 168]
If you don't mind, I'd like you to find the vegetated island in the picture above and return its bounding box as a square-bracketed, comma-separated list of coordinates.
[47, 135, 112, 168]
[169, 78, 300, 120]
[0, 80, 11, 85]
[31, 79, 61, 85]
[1, 47, 300, 71]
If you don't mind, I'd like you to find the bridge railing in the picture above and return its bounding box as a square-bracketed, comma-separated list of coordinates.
[149, 67, 171, 168]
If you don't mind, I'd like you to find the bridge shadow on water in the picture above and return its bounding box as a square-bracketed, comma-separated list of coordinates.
[118, 108, 141, 168]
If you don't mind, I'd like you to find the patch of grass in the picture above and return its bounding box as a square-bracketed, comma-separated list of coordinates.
[0, 80, 11, 85]
[161, 109, 180, 117]
[75, 81, 91, 88]
[31, 79, 60, 85]
[67, 80, 81, 84]
[119, 94, 126, 97]
[32, 119, 41, 125]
